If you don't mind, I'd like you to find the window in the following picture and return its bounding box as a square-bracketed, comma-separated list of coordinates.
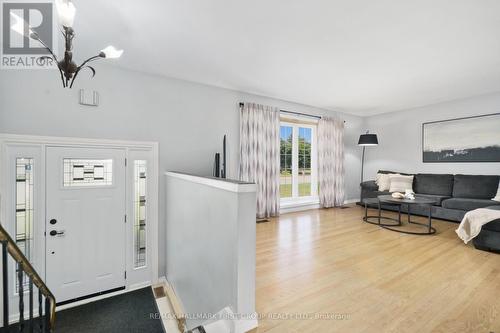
[298, 127, 312, 197]
[16, 158, 34, 287]
[134, 160, 147, 268]
[63, 159, 113, 187]
[280, 126, 293, 198]
[280, 121, 317, 202]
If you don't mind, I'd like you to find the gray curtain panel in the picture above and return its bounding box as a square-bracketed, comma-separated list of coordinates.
[318, 117, 345, 207]
[239, 103, 280, 218]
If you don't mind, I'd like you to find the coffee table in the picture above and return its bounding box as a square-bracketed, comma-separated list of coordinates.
[362, 198, 402, 227]
[377, 195, 437, 235]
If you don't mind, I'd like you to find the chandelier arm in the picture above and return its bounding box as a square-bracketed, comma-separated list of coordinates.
[69, 55, 102, 88]
[30, 34, 66, 87]
[68, 73, 77, 89]
[60, 70, 66, 88]
[32, 35, 58, 61]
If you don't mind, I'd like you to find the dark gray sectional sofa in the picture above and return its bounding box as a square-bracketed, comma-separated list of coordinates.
[360, 171, 500, 252]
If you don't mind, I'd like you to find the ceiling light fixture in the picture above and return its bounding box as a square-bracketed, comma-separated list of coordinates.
[10, 0, 123, 88]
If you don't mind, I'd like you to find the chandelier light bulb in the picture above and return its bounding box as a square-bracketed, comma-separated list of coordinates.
[100, 46, 124, 59]
[55, 0, 76, 27]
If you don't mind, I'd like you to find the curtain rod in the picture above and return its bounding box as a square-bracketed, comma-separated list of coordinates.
[239, 102, 346, 123]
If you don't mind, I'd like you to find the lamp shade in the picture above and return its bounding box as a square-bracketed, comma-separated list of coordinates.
[358, 134, 378, 146]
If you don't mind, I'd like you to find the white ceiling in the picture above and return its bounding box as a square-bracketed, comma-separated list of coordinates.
[71, 0, 500, 116]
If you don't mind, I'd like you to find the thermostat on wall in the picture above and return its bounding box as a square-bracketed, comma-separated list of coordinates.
[79, 89, 99, 106]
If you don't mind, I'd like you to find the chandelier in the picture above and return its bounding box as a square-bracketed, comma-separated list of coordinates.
[10, 0, 123, 88]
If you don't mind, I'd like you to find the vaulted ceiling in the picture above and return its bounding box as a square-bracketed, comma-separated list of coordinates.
[72, 0, 500, 115]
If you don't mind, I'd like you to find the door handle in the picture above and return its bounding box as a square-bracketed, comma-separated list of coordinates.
[49, 230, 65, 237]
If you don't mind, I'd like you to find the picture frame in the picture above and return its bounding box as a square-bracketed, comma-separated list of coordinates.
[422, 113, 500, 163]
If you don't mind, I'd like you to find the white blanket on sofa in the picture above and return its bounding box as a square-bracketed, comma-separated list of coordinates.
[456, 208, 500, 244]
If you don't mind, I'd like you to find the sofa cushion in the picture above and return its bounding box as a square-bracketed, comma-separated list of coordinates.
[376, 173, 395, 191]
[482, 206, 500, 232]
[414, 174, 454, 196]
[389, 174, 414, 193]
[360, 180, 378, 191]
[453, 175, 500, 199]
[415, 194, 451, 206]
[442, 198, 500, 211]
[481, 222, 500, 233]
[493, 181, 500, 202]
[373, 190, 391, 197]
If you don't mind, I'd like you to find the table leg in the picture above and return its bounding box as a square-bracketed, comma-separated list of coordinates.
[407, 204, 411, 223]
[428, 205, 432, 234]
[398, 205, 401, 225]
[364, 202, 368, 222]
[378, 201, 381, 225]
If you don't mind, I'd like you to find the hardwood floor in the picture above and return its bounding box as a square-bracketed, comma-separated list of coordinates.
[252, 204, 500, 333]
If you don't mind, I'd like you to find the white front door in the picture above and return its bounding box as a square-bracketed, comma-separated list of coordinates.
[45, 147, 126, 303]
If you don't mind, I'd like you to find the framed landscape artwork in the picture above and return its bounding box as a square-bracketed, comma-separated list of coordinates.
[422, 113, 500, 162]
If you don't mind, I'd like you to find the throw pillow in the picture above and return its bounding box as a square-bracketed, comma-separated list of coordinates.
[376, 173, 396, 191]
[493, 181, 500, 202]
[389, 174, 414, 193]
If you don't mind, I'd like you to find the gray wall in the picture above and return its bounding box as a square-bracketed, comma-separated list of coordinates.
[165, 174, 256, 330]
[363, 92, 500, 179]
[0, 65, 364, 276]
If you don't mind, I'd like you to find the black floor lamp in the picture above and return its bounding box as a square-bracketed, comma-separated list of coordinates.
[358, 131, 378, 184]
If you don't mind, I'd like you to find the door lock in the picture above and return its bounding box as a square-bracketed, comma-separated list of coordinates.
[49, 230, 65, 237]
[49, 219, 57, 225]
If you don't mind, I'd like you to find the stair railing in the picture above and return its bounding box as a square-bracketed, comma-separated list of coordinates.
[0, 223, 56, 332]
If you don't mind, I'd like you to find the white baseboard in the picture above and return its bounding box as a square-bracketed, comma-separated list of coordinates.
[344, 198, 360, 205]
[158, 276, 168, 285]
[155, 276, 184, 333]
[280, 198, 360, 214]
[56, 281, 152, 312]
[280, 202, 321, 214]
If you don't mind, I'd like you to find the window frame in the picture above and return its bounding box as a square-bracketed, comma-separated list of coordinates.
[279, 119, 318, 205]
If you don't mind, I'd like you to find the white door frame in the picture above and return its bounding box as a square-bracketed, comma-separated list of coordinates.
[0, 134, 159, 314]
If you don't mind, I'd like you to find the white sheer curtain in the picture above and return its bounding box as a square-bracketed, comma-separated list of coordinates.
[318, 117, 345, 207]
[239, 103, 280, 218]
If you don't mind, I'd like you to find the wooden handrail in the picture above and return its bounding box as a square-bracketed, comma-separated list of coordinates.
[0, 223, 56, 329]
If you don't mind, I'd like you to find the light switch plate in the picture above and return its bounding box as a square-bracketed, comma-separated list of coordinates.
[79, 89, 99, 106]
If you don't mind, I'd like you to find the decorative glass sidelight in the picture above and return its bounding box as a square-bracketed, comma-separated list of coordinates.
[63, 159, 113, 187]
[134, 160, 147, 268]
[15, 158, 34, 287]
